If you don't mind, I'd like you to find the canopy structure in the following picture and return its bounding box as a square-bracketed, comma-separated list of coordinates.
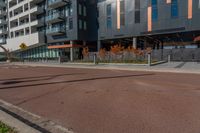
[47, 44, 83, 49]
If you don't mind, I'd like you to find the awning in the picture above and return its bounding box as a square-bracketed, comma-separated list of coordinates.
[48, 44, 83, 49]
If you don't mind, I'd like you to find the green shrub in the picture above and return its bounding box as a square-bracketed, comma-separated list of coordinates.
[0, 121, 17, 133]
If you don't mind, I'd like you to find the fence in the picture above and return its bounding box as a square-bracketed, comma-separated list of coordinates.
[151, 48, 200, 62]
[83, 51, 149, 64]
[83, 48, 200, 63]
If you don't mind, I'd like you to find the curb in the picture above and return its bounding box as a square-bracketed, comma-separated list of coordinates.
[0, 109, 40, 133]
[13, 62, 200, 75]
[0, 99, 73, 133]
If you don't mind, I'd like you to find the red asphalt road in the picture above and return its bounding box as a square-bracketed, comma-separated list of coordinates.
[0, 65, 200, 133]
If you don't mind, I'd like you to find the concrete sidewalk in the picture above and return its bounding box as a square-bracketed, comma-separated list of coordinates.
[12, 62, 200, 74]
[0, 99, 41, 133]
[0, 109, 40, 133]
[0, 99, 73, 133]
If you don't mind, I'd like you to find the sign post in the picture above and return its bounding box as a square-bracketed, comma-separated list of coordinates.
[19, 43, 27, 63]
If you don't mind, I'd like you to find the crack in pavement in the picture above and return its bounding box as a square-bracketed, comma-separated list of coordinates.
[16, 87, 66, 106]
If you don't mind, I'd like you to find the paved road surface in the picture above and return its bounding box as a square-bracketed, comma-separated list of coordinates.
[0, 64, 200, 133]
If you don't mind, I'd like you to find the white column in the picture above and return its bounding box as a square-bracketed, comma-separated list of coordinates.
[148, 53, 151, 66]
[70, 41, 73, 62]
[132, 37, 137, 49]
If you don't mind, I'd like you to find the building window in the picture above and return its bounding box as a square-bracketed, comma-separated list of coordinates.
[70, 7, 73, 16]
[79, 4, 82, 15]
[69, 18, 73, 30]
[171, 0, 178, 18]
[106, 4, 112, 29]
[9, 12, 12, 18]
[135, 0, 140, 23]
[11, 32, 13, 38]
[199, 0, 200, 8]
[84, 21, 87, 30]
[120, 0, 125, 26]
[152, 0, 158, 21]
[25, 28, 29, 35]
[79, 19, 82, 29]
[83, 6, 87, 16]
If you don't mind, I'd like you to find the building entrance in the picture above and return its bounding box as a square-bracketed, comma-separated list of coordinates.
[59, 48, 70, 62]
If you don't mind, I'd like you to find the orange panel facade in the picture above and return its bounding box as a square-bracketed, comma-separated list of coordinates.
[188, 0, 193, 19]
[147, 6, 152, 32]
[166, 0, 171, 4]
[116, 0, 120, 29]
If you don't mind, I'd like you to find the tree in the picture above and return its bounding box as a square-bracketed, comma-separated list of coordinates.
[0, 45, 10, 62]
[110, 44, 124, 55]
[145, 47, 152, 54]
[82, 47, 89, 59]
[99, 48, 106, 59]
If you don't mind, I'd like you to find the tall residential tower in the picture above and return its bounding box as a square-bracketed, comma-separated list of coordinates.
[3, 0, 98, 61]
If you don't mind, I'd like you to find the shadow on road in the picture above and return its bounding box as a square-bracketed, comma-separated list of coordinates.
[0, 73, 85, 85]
[0, 73, 155, 90]
[0, 73, 85, 82]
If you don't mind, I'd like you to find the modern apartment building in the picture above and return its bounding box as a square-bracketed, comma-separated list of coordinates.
[46, 0, 98, 61]
[97, 0, 200, 50]
[6, 0, 46, 59]
[1, 0, 98, 61]
[1, 0, 200, 61]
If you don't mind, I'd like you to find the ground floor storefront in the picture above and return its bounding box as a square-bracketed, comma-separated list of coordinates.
[99, 31, 200, 51]
[13, 44, 60, 62]
[94, 31, 200, 62]
[12, 43, 84, 62]
[5, 31, 200, 62]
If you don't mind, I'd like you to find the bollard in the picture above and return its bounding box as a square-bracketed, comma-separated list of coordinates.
[148, 53, 151, 66]
[58, 56, 61, 64]
[168, 55, 171, 63]
[94, 54, 98, 65]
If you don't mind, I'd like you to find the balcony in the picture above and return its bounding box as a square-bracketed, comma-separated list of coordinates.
[46, 13, 65, 24]
[0, 28, 7, 35]
[46, 27, 66, 35]
[30, 6, 45, 15]
[0, 1, 6, 8]
[0, 10, 7, 17]
[31, 18, 45, 27]
[0, 38, 6, 44]
[6, 32, 45, 51]
[0, 19, 7, 25]
[31, 0, 45, 4]
[48, 0, 70, 9]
